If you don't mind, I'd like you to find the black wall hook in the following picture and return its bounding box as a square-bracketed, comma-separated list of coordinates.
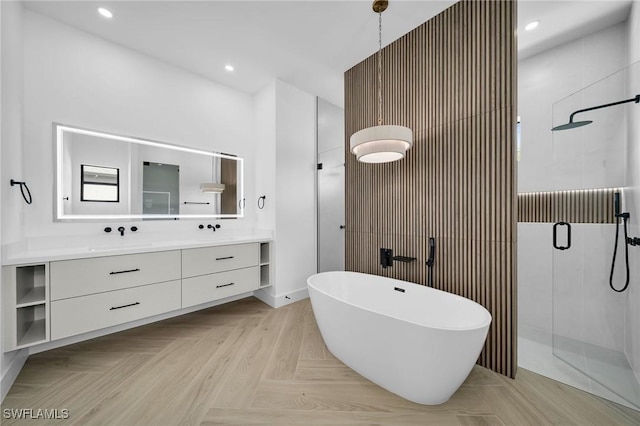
[258, 195, 266, 209]
[10, 179, 32, 205]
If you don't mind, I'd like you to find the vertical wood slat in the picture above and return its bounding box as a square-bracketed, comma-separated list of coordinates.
[344, 0, 517, 378]
[517, 188, 619, 223]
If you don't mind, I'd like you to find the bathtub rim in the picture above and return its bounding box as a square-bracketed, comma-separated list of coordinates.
[307, 271, 492, 332]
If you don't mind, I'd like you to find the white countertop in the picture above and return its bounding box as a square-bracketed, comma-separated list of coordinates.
[2, 233, 273, 265]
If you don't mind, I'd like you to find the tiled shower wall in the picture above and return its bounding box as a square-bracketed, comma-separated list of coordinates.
[518, 22, 629, 353]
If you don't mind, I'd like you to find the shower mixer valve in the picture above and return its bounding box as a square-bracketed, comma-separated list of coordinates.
[627, 237, 640, 247]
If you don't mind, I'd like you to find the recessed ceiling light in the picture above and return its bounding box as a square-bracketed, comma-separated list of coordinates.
[525, 21, 540, 31]
[98, 7, 113, 19]
[225, 65, 234, 72]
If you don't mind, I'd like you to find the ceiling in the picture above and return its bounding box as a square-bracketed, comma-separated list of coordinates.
[23, 0, 634, 108]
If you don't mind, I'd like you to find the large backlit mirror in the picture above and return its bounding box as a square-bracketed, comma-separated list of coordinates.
[54, 124, 244, 220]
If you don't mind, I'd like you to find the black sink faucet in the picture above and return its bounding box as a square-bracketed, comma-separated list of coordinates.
[118, 226, 125, 236]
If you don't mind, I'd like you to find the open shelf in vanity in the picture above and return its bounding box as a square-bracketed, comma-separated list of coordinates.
[3, 263, 50, 350]
[259, 242, 271, 287]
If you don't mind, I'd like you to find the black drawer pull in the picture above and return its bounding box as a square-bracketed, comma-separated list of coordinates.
[216, 282, 235, 289]
[215, 256, 234, 261]
[109, 268, 141, 275]
[110, 302, 140, 311]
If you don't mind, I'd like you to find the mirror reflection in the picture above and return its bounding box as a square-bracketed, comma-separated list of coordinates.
[81, 165, 120, 202]
[55, 124, 244, 220]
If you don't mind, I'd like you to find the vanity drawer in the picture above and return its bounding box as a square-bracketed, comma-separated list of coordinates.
[50, 250, 181, 301]
[182, 266, 259, 308]
[50, 280, 181, 340]
[182, 244, 259, 278]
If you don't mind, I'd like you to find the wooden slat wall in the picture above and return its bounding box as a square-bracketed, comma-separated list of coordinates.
[344, 0, 517, 378]
[518, 189, 619, 224]
[221, 158, 238, 215]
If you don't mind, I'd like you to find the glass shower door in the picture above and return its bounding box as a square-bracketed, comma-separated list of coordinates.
[317, 147, 345, 272]
[551, 64, 640, 409]
[317, 97, 345, 273]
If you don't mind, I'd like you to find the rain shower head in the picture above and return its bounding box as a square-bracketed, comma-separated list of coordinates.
[551, 120, 593, 131]
[551, 94, 640, 131]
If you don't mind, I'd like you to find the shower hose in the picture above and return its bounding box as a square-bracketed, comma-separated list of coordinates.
[609, 214, 630, 292]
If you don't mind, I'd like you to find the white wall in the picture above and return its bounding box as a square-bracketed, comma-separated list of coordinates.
[274, 80, 317, 300]
[518, 23, 628, 351]
[1, 3, 24, 246]
[253, 80, 317, 307]
[253, 82, 276, 234]
[624, 0, 640, 386]
[19, 10, 257, 239]
[519, 23, 627, 193]
[1, 1, 29, 402]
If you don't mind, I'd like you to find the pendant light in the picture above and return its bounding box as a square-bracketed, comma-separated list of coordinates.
[350, 0, 413, 164]
[199, 182, 225, 193]
[200, 155, 225, 193]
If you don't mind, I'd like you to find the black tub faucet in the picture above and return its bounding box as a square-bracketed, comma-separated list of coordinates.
[117, 226, 125, 236]
[380, 248, 393, 268]
[380, 248, 416, 268]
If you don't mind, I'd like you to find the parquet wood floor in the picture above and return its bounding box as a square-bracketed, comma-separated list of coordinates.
[2, 297, 639, 425]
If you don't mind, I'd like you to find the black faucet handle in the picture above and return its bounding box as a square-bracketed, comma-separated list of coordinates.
[131, 226, 138, 232]
[380, 248, 393, 268]
[104, 227, 112, 233]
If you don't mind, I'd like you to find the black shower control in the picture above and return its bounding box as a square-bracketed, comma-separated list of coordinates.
[104, 227, 112, 233]
[131, 226, 138, 232]
[198, 224, 204, 229]
[627, 237, 640, 246]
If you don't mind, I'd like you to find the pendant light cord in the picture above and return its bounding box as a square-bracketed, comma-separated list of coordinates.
[377, 12, 383, 126]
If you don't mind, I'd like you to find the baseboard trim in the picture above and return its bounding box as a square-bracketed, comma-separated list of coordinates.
[254, 287, 309, 308]
[1, 349, 28, 403]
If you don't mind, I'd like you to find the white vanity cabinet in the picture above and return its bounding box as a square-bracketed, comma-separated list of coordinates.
[51, 280, 181, 340]
[50, 250, 181, 300]
[49, 250, 182, 340]
[182, 243, 260, 308]
[2, 241, 271, 352]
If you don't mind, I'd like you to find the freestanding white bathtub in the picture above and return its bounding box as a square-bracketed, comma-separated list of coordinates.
[307, 271, 492, 405]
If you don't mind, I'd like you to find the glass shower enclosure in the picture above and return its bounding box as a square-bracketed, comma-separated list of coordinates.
[316, 97, 345, 273]
[551, 62, 640, 409]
